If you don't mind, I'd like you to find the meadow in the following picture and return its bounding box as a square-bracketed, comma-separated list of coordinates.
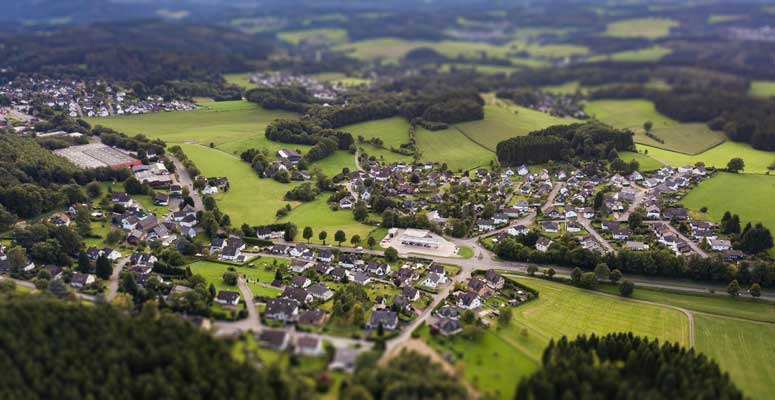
[748, 81, 775, 98]
[638, 141, 775, 174]
[708, 14, 746, 24]
[415, 126, 496, 171]
[277, 196, 384, 247]
[276, 28, 348, 45]
[187, 260, 284, 297]
[619, 151, 663, 171]
[584, 99, 726, 154]
[455, 101, 577, 152]
[223, 73, 260, 89]
[587, 45, 672, 63]
[682, 172, 775, 233]
[604, 17, 679, 39]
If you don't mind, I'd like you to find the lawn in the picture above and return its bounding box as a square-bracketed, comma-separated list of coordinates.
[277, 28, 348, 45]
[588, 45, 672, 63]
[604, 18, 679, 39]
[455, 101, 577, 152]
[749, 81, 775, 98]
[85, 100, 297, 147]
[187, 260, 284, 295]
[415, 126, 496, 171]
[180, 144, 299, 225]
[584, 99, 726, 154]
[619, 151, 663, 171]
[277, 196, 381, 247]
[682, 172, 775, 233]
[639, 141, 775, 174]
[694, 315, 775, 400]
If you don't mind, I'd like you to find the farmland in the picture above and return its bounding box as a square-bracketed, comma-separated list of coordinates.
[584, 99, 726, 154]
[619, 151, 663, 171]
[455, 101, 578, 152]
[587, 45, 672, 63]
[223, 73, 260, 89]
[748, 81, 775, 98]
[276, 28, 348, 45]
[415, 126, 496, 171]
[682, 173, 775, 233]
[639, 141, 775, 174]
[604, 17, 679, 39]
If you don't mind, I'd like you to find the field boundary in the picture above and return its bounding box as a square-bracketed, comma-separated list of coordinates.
[452, 125, 496, 155]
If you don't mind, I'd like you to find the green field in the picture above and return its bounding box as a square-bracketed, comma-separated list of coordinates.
[188, 260, 284, 297]
[277, 196, 382, 247]
[223, 73, 260, 89]
[619, 151, 664, 171]
[695, 315, 775, 400]
[456, 101, 577, 152]
[749, 81, 775, 98]
[423, 276, 690, 398]
[439, 63, 521, 75]
[309, 72, 371, 86]
[682, 172, 775, 233]
[638, 141, 775, 174]
[588, 45, 672, 63]
[604, 18, 679, 39]
[708, 14, 746, 24]
[584, 99, 726, 154]
[415, 126, 496, 171]
[344, 117, 413, 164]
[540, 80, 582, 95]
[277, 28, 348, 45]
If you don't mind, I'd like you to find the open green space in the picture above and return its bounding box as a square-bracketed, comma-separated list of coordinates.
[708, 14, 746, 24]
[619, 151, 663, 171]
[638, 141, 775, 175]
[223, 73, 260, 89]
[415, 126, 496, 171]
[604, 18, 679, 39]
[749, 81, 775, 98]
[343, 117, 414, 164]
[584, 99, 726, 154]
[682, 172, 775, 233]
[694, 315, 775, 400]
[440, 63, 519, 75]
[309, 72, 371, 86]
[588, 45, 672, 63]
[277, 28, 348, 45]
[278, 196, 382, 247]
[455, 101, 578, 152]
[188, 260, 284, 296]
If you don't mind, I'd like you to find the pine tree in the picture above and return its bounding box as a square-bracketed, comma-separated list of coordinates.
[78, 250, 91, 273]
[95, 254, 112, 280]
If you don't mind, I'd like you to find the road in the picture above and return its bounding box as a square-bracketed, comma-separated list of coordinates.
[168, 154, 204, 212]
[577, 217, 618, 254]
[645, 221, 708, 258]
[106, 258, 128, 301]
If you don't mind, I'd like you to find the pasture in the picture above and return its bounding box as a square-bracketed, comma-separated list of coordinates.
[638, 141, 775, 174]
[277, 28, 348, 45]
[589, 45, 672, 63]
[223, 73, 260, 89]
[619, 151, 663, 171]
[604, 17, 679, 39]
[694, 315, 775, 400]
[682, 172, 775, 234]
[584, 99, 726, 154]
[277, 196, 380, 247]
[455, 102, 577, 151]
[415, 126, 496, 171]
[749, 81, 775, 98]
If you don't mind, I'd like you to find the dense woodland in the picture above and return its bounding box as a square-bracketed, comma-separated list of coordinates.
[516, 332, 743, 400]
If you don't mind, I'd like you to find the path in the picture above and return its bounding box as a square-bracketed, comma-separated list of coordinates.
[168, 154, 204, 212]
[106, 257, 128, 301]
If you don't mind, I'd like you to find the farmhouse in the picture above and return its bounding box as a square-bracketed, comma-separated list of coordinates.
[278, 149, 301, 163]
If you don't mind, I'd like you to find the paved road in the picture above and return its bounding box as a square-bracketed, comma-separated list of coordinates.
[577, 217, 618, 254]
[645, 221, 708, 258]
[106, 257, 128, 301]
[168, 154, 204, 212]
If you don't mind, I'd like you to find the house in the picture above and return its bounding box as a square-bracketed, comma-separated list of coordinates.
[366, 261, 390, 276]
[258, 329, 290, 351]
[265, 298, 300, 322]
[49, 213, 71, 227]
[129, 252, 157, 268]
[338, 254, 357, 269]
[708, 239, 732, 251]
[220, 246, 242, 262]
[329, 348, 359, 373]
[366, 310, 398, 330]
[281, 287, 313, 305]
[308, 283, 334, 301]
[541, 221, 559, 233]
[467, 278, 489, 296]
[298, 309, 327, 327]
[436, 305, 460, 320]
[289, 244, 308, 258]
[517, 164, 529, 176]
[209, 237, 227, 254]
[423, 272, 445, 288]
[457, 292, 482, 309]
[153, 193, 169, 206]
[493, 213, 509, 225]
[536, 237, 553, 252]
[610, 226, 630, 241]
[435, 318, 462, 336]
[566, 221, 583, 233]
[290, 259, 313, 273]
[485, 270, 505, 289]
[403, 286, 420, 302]
[339, 197, 354, 209]
[624, 241, 649, 251]
[291, 275, 312, 288]
[508, 225, 530, 236]
[429, 263, 446, 277]
[270, 244, 290, 255]
[278, 149, 301, 163]
[353, 271, 371, 285]
[295, 336, 324, 356]
[315, 262, 333, 275]
[45, 265, 64, 279]
[169, 184, 183, 197]
[317, 249, 334, 263]
[110, 192, 134, 207]
[71, 273, 95, 288]
[477, 219, 496, 231]
[215, 290, 241, 306]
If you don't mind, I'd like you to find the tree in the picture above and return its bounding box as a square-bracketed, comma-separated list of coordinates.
[223, 271, 238, 286]
[85, 181, 102, 199]
[643, 120, 653, 132]
[334, 230, 346, 246]
[353, 201, 368, 221]
[284, 224, 297, 242]
[545, 268, 556, 279]
[303, 226, 313, 243]
[739, 223, 773, 254]
[367, 236, 377, 249]
[7, 246, 28, 273]
[461, 309, 476, 324]
[95, 254, 112, 280]
[498, 308, 512, 327]
[318, 231, 327, 245]
[749, 283, 761, 298]
[594, 263, 610, 281]
[384, 247, 399, 262]
[48, 278, 69, 297]
[350, 235, 361, 247]
[579, 272, 598, 289]
[726, 279, 740, 297]
[570, 267, 582, 285]
[619, 280, 635, 297]
[527, 265, 538, 276]
[727, 157, 745, 173]
[627, 211, 643, 230]
[78, 250, 91, 273]
[609, 268, 622, 283]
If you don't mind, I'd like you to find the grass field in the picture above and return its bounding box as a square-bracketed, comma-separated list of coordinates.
[309, 72, 371, 86]
[187, 260, 283, 297]
[440, 63, 522, 75]
[638, 141, 775, 174]
[343, 117, 413, 164]
[584, 99, 726, 154]
[708, 14, 745, 24]
[619, 151, 663, 171]
[455, 101, 577, 152]
[604, 18, 679, 39]
[223, 73, 260, 89]
[682, 172, 775, 233]
[749, 81, 775, 98]
[415, 126, 496, 171]
[277, 28, 348, 45]
[423, 276, 690, 398]
[277, 196, 381, 246]
[694, 315, 775, 400]
[588, 45, 672, 63]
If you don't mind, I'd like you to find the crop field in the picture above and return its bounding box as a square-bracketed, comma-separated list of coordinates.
[638, 141, 775, 174]
[456, 103, 578, 152]
[682, 173, 775, 233]
[415, 126, 496, 171]
[694, 315, 775, 400]
[584, 99, 726, 154]
[588, 45, 672, 63]
[604, 17, 679, 39]
[619, 151, 663, 171]
[748, 81, 775, 98]
[277, 28, 348, 45]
